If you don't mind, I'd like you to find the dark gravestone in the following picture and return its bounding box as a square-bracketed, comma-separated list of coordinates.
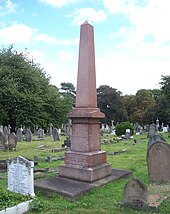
[52, 128, 60, 141]
[25, 128, 32, 142]
[147, 123, 156, 138]
[125, 129, 131, 139]
[16, 128, 22, 142]
[0, 131, 6, 151]
[147, 134, 166, 149]
[38, 128, 44, 139]
[62, 137, 71, 148]
[8, 132, 17, 151]
[147, 138, 170, 182]
[121, 178, 148, 211]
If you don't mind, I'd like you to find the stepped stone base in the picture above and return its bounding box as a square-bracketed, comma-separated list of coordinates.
[59, 163, 112, 182]
[34, 168, 132, 200]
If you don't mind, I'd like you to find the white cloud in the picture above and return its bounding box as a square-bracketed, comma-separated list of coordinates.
[39, 0, 78, 8]
[104, 0, 170, 47]
[58, 51, 73, 62]
[34, 33, 78, 45]
[0, 23, 35, 44]
[0, 0, 17, 16]
[96, 51, 170, 95]
[6, 0, 17, 13]
[67, 8, 107, 25]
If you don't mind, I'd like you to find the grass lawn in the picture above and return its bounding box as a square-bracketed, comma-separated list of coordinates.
[0, 133, 170, 213]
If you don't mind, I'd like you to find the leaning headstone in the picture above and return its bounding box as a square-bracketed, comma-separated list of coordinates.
[121, 178, 148, 211]
[7, 156, 35, 197]
[8, 132, 17, 151]
[147, 123, 156, 138]
[17, 128, 23, 142]
[147, 137, 170, 182]
[25, 128, 32, 142]
[38, 128, 44, 139]
[52, 128, 60, 141]
[0, 131, 6, 151]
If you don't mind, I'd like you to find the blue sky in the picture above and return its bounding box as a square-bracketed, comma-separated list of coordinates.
[0, 0, 170, 95]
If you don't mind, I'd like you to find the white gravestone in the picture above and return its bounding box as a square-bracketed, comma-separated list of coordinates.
[7, 156, 35, 197]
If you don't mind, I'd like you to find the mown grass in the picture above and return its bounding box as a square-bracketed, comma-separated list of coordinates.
[0, 133, 169, 213]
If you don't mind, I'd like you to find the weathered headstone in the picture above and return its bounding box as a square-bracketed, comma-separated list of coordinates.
[147, 123, 156, 138]
[25, 128, 32, 142]
[156, 118, 159, 131]
[17, 128, 23, 142]
[7, 156, 35, 196]
[62, 137, 71, 148]
[52, 128, 60, 141]
[3, 126, 8, 145]
[38, 128, 44, 139]
[147, 137, 170, 182]
[147, 134, 165, 149]
[125, 129, 131, 139]
[8, 132, 17, 151]
[7, 124, 11, 135]
[0, 131, 6, 151]
[0, 125, 3, 133]
[121, 178, 148, 211]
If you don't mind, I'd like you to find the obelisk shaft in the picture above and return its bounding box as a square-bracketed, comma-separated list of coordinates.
[76, 21, 97, 108]
[59, 22, 112, 182]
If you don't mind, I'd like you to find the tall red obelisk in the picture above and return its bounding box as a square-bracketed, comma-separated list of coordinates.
[59, 21, 112, 182]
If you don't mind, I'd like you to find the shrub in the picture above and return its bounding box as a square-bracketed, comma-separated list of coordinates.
[115, 122, 134, 136]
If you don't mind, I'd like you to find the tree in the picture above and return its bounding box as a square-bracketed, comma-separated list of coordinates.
[97, 85, 128, 125]
[0, 46, 70, 131]
[159, 75, 170, 124]
[128, 89, 156, 125]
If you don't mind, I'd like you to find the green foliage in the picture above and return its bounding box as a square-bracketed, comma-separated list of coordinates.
[159, 75, 170, 123]
[0, 46, 74, 131]
[0, 189, 32, 211]
[97, 85, 128, 125]
[115, 121, 134, 136]
[29, 197, 45, 213]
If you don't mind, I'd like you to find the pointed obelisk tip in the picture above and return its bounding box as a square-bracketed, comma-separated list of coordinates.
[82, 20, 89, 25]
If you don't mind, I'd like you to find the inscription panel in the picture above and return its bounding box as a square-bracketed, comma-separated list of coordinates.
[7, 156, 35, 196]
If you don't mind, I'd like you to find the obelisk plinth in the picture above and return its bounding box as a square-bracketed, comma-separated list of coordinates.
[59, 21, 112, 182]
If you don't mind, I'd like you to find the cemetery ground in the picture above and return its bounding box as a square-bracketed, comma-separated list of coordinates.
[0, 133, 170, 213]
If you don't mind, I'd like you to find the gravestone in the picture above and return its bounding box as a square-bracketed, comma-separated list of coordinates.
[49, 123, 53, 136]
[147, 123, 156, 138]
[7, 156, 35, 196]
[3, 126, 8, 145]
[147, 137, 170, 182]
[52, 128, 60, 141]
[0, 131, 6, 151]
[125, 129, 131, 139]
[38, 128, 44, 139]
[121, 178, 148, 211]
[156, 118, 159, 131]
[0, 125, 3, 133]
[8, 132, 17, 151]
[25, 128, 32, 142]
[17, 128, 23, 142]
[147, 134, 165, 149]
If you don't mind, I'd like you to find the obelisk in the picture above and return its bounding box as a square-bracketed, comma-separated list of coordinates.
[59, 21, 112, 182]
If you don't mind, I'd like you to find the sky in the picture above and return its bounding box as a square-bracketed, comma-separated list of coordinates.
[0, 0, 170, 95]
